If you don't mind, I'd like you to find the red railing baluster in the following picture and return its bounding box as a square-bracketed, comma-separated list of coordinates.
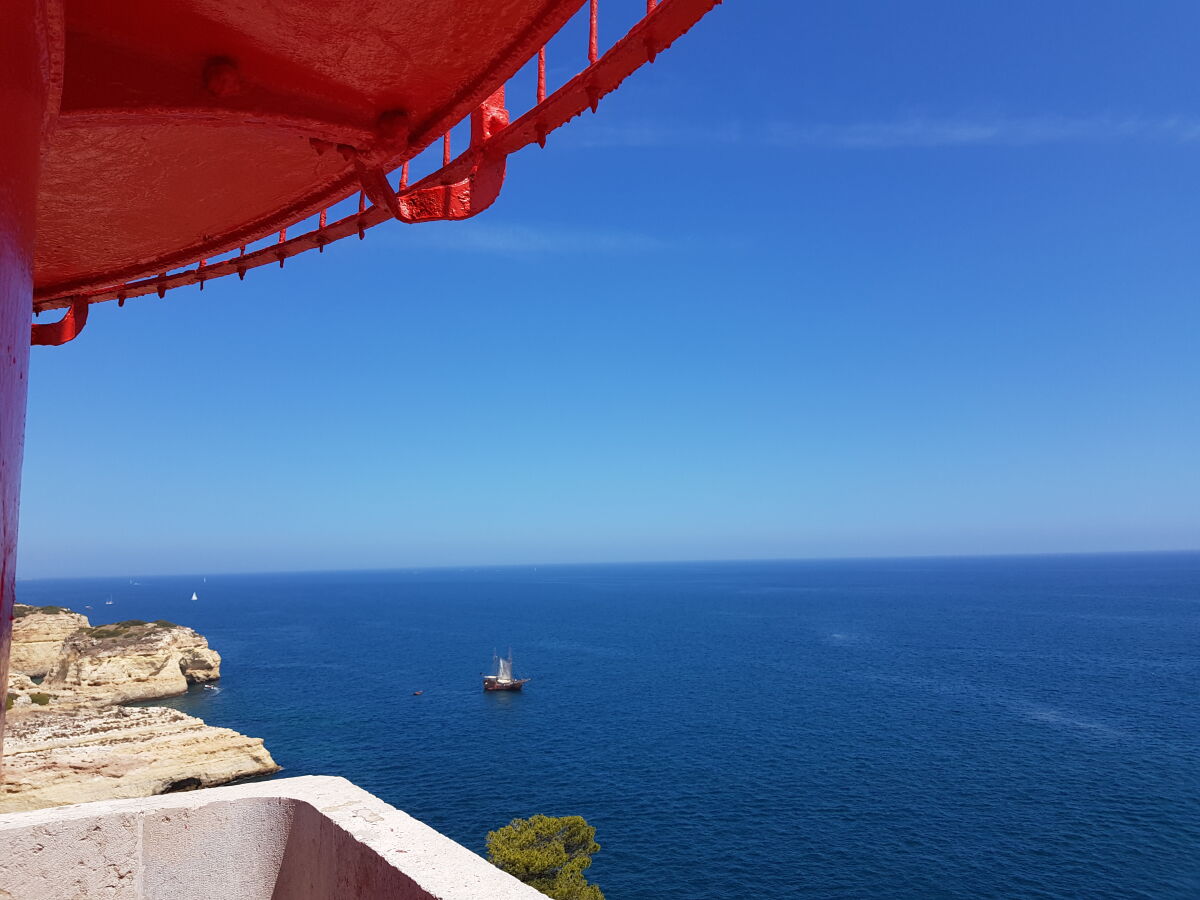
[589, 0, 599, 64]
[537, 47, 547, 103]
[443, 132, 451, 166]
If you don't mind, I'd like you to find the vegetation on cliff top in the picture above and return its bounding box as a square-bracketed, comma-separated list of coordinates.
[13, 605, 70, 617]
[84, 620, 180, 640]
[13, 604, 181, 639]
[487, 814, 604, 900]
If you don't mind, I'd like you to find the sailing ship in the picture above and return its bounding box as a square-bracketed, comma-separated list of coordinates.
[483, 650, 530, 692]
[191, 591, 198, 601]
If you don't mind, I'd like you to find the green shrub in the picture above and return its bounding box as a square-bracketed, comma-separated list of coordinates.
[29, 692, 51, 706]
[487, 815, 604, 900]
[13, 605, 69, 618]
[84, 619, 179, 641]
[5, 693, 14, 711]
[87, 619, 151, 639]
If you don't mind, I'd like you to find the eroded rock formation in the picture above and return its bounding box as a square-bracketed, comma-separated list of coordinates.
[9, 605, 90, 677]
[2, 605, 278, 813]
[0, 703, 280, 813]
[42, 620, 223, 703]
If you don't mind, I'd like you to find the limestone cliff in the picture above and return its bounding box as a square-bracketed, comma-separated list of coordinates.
[9, 605, 91, 677]
[0, 703, 280, 813]
[41, 620, 223, 704]
[3, 606, 278, 813]
[4, 673, 50, 715]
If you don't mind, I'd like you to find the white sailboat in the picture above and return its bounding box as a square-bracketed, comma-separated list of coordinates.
[191, 591, 199, 601]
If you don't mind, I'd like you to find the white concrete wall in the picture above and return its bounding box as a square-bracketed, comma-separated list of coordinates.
[0, 775, 546, 900]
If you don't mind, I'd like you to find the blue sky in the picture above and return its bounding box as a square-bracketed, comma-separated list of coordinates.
[18, 1, 1200, 577]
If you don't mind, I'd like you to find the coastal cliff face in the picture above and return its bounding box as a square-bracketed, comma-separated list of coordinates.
[0, 704, 280, 813]
[2, 605, 278, 813]
[9, 605, 91, 677]
[42, 620, 223, 703]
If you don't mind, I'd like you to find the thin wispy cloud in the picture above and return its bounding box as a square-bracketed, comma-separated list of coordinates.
[395, 222, 681, 256]
[766, 115, 1200, 149]
[566, 114, 1200, 150]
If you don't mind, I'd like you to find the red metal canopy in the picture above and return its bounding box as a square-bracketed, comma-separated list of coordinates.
[32, 0, 719, 321]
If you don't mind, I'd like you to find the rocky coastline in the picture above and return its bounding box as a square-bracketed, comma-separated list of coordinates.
[2, 604, 279, 813]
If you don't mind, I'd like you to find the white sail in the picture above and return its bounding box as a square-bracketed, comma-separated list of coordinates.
[498, 656, 513, 682]
[191, 592, 198, 601]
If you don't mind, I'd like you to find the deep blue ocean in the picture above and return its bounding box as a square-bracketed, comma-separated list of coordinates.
[16, 553, 1200, 899]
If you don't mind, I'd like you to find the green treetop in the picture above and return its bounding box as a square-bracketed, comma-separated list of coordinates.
[486, 814, 604, 900]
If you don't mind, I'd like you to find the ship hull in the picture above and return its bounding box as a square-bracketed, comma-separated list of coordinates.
[483, 678, 529, 692]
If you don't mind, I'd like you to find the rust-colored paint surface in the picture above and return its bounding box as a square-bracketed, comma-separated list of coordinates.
[36, 0, 583, 301]
[30, 296, 87, 346]
[1, 0, 55, 751]
[32, 0, 720, 311]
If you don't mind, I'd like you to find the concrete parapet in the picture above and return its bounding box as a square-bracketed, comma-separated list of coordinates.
[0, 775, 545, 899]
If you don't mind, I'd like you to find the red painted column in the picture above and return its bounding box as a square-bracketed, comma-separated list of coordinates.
[0, 0, 53, 756]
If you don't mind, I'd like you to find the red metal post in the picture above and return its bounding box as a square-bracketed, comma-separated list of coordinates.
[537, 47, 547, 104]
[0, 0, 53, 758]
[589, 0, 599, 64]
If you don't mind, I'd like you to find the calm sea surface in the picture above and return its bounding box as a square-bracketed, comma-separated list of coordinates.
[17, 554, 1200, 899]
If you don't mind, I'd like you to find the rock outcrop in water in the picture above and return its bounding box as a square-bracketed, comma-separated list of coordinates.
[42, 619, 222, 704]
[2, 603, 278, 813]
[9, 605, 90, 677]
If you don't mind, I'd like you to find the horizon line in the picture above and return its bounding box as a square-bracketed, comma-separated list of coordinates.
[15, 546, 1200, 583]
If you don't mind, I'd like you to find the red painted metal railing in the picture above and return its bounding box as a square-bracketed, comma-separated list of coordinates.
[32, 0, 720, 343]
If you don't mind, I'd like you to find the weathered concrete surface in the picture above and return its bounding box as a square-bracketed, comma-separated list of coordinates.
[0, 704, 279, 813]
[0, 806, 141, 898]
[0, 775, 546, 900]
[8, 605, 90, 677]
